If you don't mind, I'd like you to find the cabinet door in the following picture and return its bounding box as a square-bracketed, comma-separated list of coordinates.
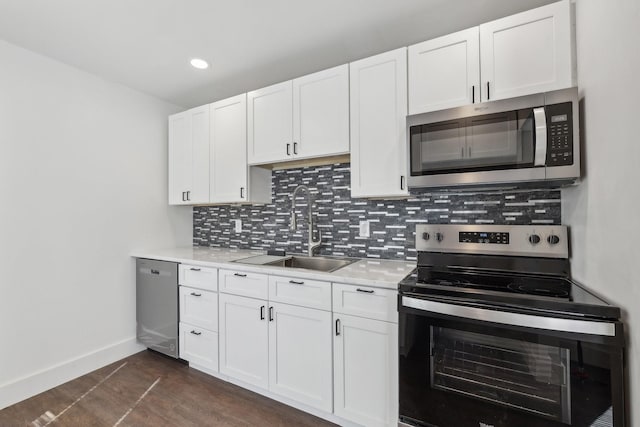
[334, 314, 398, 427]
[350, 48, 408, 198]
[268, 303, 332, 412]
[168, 111, 191, 205]
[218, 293, 269, 389]
[293, 64, 350, 159]
[189, 105, 210, 204]
[409, 27, 480, 114]
[168, 106, 209, 205]
[480, 0, 574, 102]
[210, 94, 248, 203]
[179, 322, 218, 373]
[247, 81, 293, 165]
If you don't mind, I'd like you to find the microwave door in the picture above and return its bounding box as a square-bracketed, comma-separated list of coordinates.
[410, 119, 467, 175]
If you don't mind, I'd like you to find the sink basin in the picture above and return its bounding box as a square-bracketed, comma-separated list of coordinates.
[264, 256, 357, 273]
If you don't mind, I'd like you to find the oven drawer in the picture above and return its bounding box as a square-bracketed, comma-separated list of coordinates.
[333, 283, 397, 323]
[179, 264, 218, 291]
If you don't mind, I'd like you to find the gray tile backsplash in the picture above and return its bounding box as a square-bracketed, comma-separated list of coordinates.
[193, 163, 561, 261]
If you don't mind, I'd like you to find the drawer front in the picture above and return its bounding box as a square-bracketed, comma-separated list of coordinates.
[219, 269, 269, 300]
[179, 286, 218, 331]
[268, 275, 332, 311]
[332, 283, 398, 323]
[179, 264, 218, 291]
[179, 322, 219, 373]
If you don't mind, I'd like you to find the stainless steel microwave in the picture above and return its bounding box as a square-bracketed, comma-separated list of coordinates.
[407, 87, 580, 189]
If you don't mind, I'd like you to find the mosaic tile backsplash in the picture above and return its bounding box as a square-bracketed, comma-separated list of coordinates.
[193, 163, 561, 261]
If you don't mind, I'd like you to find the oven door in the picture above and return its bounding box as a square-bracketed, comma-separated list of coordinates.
[399, 295, 625, 427]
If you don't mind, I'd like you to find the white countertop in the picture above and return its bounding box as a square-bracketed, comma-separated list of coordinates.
[131, 247, 414, 289]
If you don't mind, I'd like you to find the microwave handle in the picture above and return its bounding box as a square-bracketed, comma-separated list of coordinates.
[533, 107, 548, 166]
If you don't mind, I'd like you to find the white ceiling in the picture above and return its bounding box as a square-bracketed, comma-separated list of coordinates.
[0, 0, 555, 108]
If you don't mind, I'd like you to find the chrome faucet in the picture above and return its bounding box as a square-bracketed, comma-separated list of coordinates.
[290, 185, 322, 257]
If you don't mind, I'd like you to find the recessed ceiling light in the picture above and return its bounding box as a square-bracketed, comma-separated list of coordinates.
[190, 58, 209, 70]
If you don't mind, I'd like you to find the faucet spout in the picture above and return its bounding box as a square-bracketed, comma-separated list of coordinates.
[290, 185, 322, 257]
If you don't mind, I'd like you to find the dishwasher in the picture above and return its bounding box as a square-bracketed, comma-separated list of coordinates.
[136, 258, 179, 358]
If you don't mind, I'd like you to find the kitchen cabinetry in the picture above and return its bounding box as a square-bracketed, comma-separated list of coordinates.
[247, 81, 293, 165]
[248, 65, 349, 165]
[209, 94, 271, 204]
[481, 0, 574, 102]
[219, 272, 333, 412]
[168, 105, 209, 205]
[268, 302, 333, 412]
[350, 48, 408, 198]
[409, 27, 480, 114]
[178, 264, 218, 373]
[332, 282, 398, 427]
[409, 0, 574, 113]
[219, 292, 270, 389]
[292, 64, 350, 160]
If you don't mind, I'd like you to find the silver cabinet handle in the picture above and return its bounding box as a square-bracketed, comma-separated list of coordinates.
[190, 292, 202, 297]
[356, 288, 374, 294]
[289, 280, 304, 285]
[190, 330, 202, 336]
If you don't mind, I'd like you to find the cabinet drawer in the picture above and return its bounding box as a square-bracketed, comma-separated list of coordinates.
[268, 275, 331, 311]
[332, 283, 398, 323]
[219, 269, 269, 300]
[179, 322, 218, 373]
[179, 264, 218, 291]
[179, 286, 218, 331]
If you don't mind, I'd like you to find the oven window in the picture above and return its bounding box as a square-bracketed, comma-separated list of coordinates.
[410, 109, 536, 176]
[430, 326, 571, 424]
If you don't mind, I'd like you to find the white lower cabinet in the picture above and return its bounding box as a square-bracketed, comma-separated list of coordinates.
[179, 322, 219, 373]
[333, 313, 398, 427]
[218, 292, 269, 389]
[268, 302, 333, 412]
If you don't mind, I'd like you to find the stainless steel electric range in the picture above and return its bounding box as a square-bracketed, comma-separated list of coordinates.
[398, 224, 625, 427]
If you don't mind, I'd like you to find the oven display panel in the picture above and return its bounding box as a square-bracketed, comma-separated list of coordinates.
[459, 231, 509, 244]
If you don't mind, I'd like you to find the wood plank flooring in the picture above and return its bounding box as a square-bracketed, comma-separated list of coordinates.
[0, 350, 336, 427]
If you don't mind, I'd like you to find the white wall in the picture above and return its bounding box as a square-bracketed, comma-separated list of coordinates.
[0, 39, 192, 409]
[562, 0, 640, 424]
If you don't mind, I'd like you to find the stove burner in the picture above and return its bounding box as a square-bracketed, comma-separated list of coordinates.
[507, 282, 570, 298]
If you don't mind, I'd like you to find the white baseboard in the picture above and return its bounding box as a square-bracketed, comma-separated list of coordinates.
[0, 337, 145, 410]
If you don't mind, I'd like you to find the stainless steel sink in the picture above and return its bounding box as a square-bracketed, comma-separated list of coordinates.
[264, 256, 356, 273]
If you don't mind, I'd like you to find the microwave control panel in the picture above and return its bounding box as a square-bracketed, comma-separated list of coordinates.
[546, 102, 573, 166]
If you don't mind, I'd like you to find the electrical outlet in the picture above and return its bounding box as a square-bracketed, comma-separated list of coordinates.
[234, 219, 242, 233]
[359, 220, 370, 238]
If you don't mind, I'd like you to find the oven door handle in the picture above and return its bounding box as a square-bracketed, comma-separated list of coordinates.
[533, 106, 548, 166]
[401, 296, 616, 337]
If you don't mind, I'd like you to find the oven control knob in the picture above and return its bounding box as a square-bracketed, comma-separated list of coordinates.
[528, 234, 541, 245]
[422, 232, 430, 241]
[547, 234, 561, 245]
[435, 232, 444, 242]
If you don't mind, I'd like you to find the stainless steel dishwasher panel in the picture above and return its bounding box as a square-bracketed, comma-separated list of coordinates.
[136, 258, 179, 358]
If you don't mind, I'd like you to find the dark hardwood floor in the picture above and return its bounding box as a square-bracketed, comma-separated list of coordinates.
[0, 350, 336, 427]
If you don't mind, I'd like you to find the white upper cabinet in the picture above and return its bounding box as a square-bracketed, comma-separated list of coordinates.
[409, 27, 480, 115]
[350, 48, 408, 198]
[480, 0, 574, 102]
[168, 105, 209, 205]
[247, 81, 294, 165]
[248, 65, 350, 165]
[210, 94, 271, 204]
[292, 64, 350, 159]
